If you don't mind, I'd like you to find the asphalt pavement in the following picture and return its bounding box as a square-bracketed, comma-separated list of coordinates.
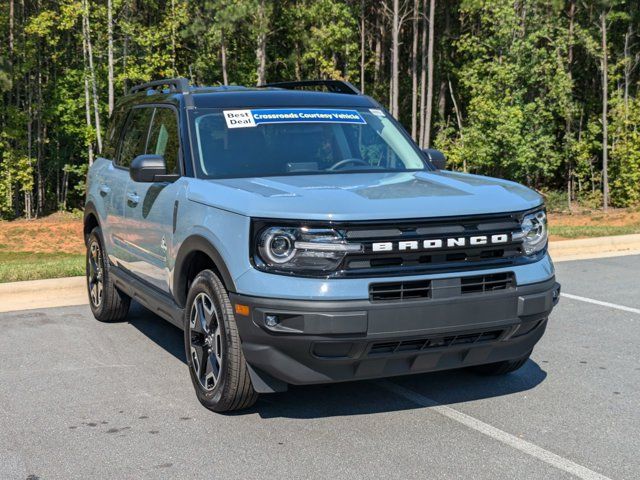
[1, 255, 639, 480]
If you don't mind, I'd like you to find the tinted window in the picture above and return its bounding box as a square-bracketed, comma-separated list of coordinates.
[191, 108, 426, 179]
[103, 105, 126, 159]
[147, 108, 180, 174]
[117, 107, 153, 168]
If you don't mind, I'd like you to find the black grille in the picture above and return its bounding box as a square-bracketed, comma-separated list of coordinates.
[461, 272, 515, 294]
[368, 329, 504, 356]
[369, 280, 431, 302]
[339, 213, 526, 277]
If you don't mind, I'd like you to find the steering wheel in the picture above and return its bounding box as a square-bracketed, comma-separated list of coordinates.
[328, 158, 370, 171]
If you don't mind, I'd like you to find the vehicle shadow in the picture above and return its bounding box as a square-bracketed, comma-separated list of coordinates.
[128, 302, 547, 419]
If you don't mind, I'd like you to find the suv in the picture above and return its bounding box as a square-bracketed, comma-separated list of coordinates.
[85, 78, 560, 412]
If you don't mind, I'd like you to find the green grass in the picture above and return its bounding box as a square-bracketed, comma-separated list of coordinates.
[549, 224, 640, 239]
[0, 251, 85, 283]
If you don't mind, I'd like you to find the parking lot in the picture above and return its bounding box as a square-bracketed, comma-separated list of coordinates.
[1, 254, 638, 480]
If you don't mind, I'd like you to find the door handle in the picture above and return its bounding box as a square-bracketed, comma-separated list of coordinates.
[99, 184, 111, 196]
[126, 192, 140, 206]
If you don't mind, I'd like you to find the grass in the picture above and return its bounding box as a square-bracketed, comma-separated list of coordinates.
[549, 224, 640, 239]
[0, 251, 85, 283]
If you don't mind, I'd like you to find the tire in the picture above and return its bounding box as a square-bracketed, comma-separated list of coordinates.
[184, 269, 258, 412]
[470, 351, 532, 375]
[86, 227, 131, 322]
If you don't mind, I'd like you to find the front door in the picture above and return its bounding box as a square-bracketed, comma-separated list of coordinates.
[122, 106, 183, 293]
[107, 106, 154, 267]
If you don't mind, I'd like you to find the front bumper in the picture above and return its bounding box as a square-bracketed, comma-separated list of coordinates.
[231, 277, 560, 392]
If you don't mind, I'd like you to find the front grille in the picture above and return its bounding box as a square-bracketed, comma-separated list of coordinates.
[461, 272, 515, 294]
[369, 280, 431, 302]
[368, 329, 504, 356]
[338, 213, 526, 277]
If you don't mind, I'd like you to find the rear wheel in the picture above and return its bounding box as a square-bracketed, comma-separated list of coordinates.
[184, 269, 257, 412]
[86, 227, 130, 322]
[470, 351, 531, 375]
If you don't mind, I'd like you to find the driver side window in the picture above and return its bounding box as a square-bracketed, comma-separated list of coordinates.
[116, 107, 153, 168]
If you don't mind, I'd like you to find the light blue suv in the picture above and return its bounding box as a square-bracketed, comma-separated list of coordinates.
[84, 78, 560, 412]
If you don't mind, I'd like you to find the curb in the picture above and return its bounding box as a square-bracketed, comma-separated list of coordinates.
[0, 276, 87, 313]
[0, 276, 85, 294]
[549, 233, 640, 262]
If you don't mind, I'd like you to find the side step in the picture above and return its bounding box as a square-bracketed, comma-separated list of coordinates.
[110, 266, 184, 329]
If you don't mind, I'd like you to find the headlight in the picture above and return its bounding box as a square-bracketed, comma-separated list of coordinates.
[515, 209, 547, 255]
[256, 226, 362, 273]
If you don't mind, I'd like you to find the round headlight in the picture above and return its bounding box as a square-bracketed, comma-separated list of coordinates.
[259, 228, 296, 264]
[520, 210, 547, 255]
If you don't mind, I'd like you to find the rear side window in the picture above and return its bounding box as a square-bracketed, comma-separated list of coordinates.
[116, 107, 153, 168]
[102, 105, 126, 159]
[147, 107, 180, 174]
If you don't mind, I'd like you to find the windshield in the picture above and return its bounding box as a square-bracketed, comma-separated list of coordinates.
[190, 107, 428, 179]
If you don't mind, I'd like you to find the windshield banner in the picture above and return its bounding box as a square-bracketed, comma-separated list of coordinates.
[223, 108, 366, 129]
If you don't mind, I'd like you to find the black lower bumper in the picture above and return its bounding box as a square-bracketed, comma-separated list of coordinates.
[231, 277, 560, 392]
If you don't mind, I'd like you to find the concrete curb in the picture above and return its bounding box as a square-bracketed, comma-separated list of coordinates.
[0, 276, 87, 313]
[2, 234, 640, 313]
[549, 233, 640, 262]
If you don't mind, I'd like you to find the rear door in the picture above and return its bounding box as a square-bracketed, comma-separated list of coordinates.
[121, 105, 183, 293]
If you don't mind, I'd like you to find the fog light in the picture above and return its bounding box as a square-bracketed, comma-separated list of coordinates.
[265, 314, 279, 327]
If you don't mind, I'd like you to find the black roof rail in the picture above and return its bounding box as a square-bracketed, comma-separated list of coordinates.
[129, 77, 190, 95]
[258, 80, 361, 95]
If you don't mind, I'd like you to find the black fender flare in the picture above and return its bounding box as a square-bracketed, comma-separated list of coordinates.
[83, 201, 100, 245]
[173, 235, 237, 307]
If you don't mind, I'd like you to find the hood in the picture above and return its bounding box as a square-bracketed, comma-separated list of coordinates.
[186, 171, 543, 221]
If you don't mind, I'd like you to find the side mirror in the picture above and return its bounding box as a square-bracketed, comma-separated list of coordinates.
[422, 148, 447, 170]
[129, 154, 178, 183]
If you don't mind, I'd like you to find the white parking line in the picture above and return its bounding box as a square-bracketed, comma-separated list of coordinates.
[561, 293, 640, 315]
[375, 380, 612, 480]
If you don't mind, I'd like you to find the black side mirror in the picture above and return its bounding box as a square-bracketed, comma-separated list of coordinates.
[422, 148, 447, 170]
[129, 154, 178, 183]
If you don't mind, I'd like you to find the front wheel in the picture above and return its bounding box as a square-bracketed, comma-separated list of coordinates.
[184, 270, 257, 412]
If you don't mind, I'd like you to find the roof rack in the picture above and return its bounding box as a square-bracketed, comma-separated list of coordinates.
[258, 80, 361, 95]
[129, 77, 190, 95]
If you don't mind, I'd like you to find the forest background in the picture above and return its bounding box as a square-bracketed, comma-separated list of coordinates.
[1, 0, 639, 220]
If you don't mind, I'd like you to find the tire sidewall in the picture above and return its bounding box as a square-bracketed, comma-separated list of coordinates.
[183, 270, 234, 406]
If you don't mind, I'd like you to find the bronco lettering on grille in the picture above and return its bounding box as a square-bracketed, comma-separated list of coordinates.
[371, 234, 509, 253]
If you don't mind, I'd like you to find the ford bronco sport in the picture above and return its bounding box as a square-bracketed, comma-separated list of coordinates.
[84, 78, 560, 412]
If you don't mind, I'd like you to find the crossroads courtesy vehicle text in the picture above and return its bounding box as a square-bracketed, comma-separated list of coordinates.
[84, 78, 561, 412]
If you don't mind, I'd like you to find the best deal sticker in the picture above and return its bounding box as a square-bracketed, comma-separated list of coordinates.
[223, 109, 366, 128]
[223, 110, 256, 129]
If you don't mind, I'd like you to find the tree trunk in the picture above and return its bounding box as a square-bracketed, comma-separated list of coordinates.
[410, 0, 419, 139]
[255, 0, 267, 85]
[374, 15, 381, 85]
[171, 0, 177, 74]
[418, 0, 427, 146]
[390, 0, 404, 118]
[601, 11, 609, 211]
[448, 77, 465, 171]
[107, 0, 114, 115]
[82, 0, 102, 154]
[221, 29, 229, 85]
[360, 0, 366, 93]
[422, 0, 435, 148]
[566, 0, 575, 210]
[81, 6, 94, 166]
[623, 23, 632, 117]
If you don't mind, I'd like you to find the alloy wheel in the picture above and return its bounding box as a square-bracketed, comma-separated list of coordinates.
[88, 240, 104, 308]
[189, 292, 223, 391]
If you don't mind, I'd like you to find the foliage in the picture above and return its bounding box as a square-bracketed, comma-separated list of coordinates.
[1, 0, 640, 219]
